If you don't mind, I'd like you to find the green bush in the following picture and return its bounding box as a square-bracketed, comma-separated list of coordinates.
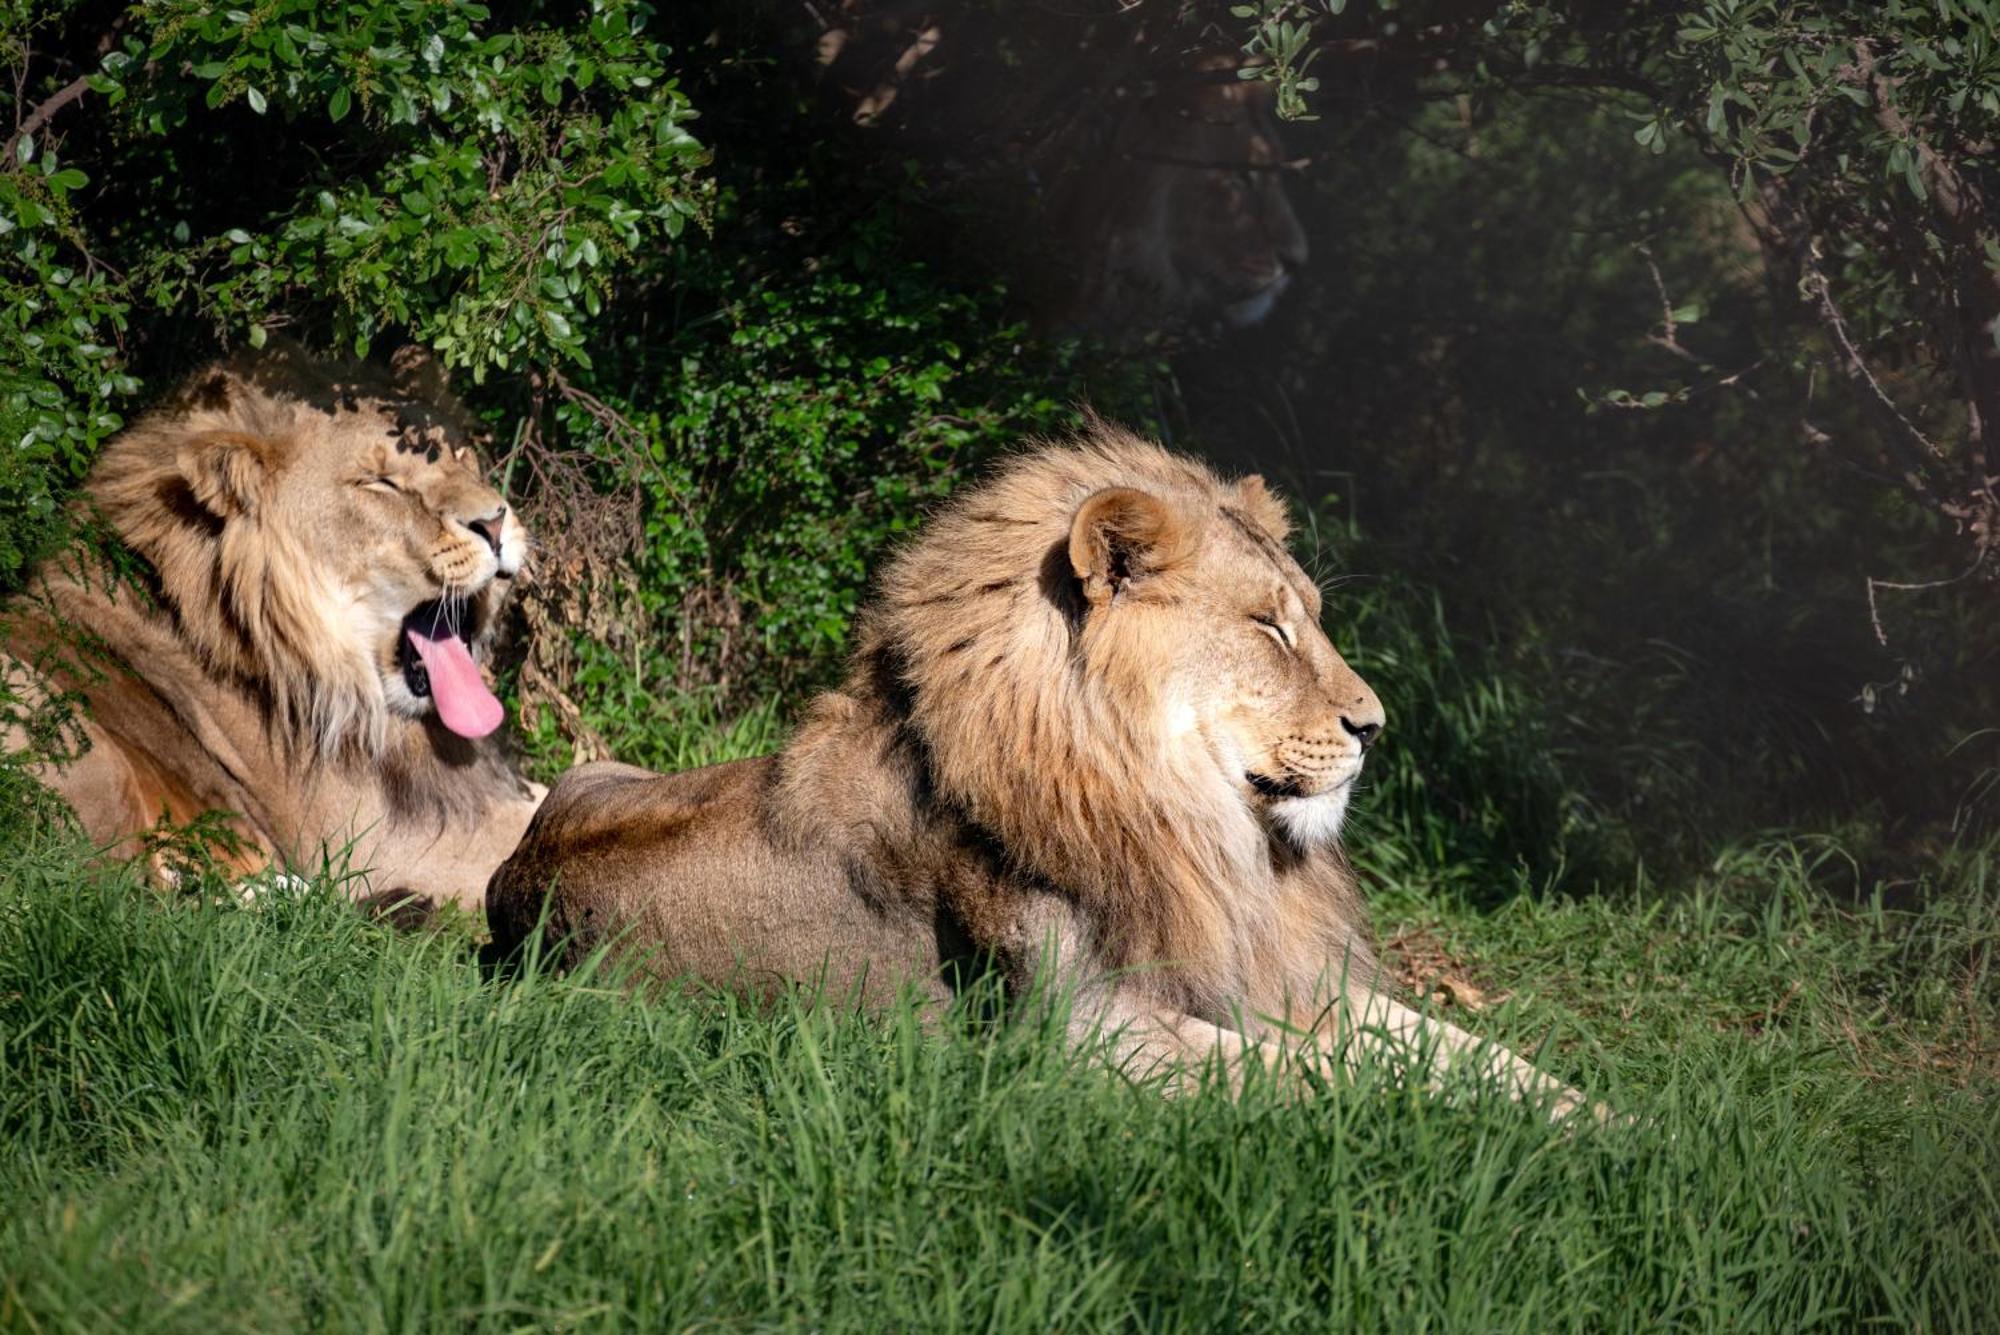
[1, 3, 1145, 772]
[1232, 0, 2000, 573]
[511, 200, 1125, 732]
[0, 0, 707, 592]
[492, 38, 1153, 761]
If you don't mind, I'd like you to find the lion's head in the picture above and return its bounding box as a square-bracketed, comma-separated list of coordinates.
[864, 427, 1381, 977]
[86, 345, 528, 759]
[810, 7, 1308, 335]
[1054, 59, 1309, 333]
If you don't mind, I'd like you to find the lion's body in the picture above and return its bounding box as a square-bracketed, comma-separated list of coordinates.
[491, 430, 1590, 1114]
[492, 753, 954, 1006]
[4, 347, 542, 909]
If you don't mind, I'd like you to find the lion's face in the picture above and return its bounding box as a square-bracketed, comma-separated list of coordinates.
[1140, 73, 1309, 329]
[1069, 65, 1309, 333]
[813, 11, 1308, 335]
[873, 431, 1380, 970]
[274, 410, 527, 735]
[1067, 474, 1383, 850]
[94, 356, 529, 753]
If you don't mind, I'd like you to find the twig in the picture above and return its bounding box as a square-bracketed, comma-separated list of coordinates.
[1864, 552, 1991, 648]
[1635, 241, 1704, 365]
[3, 74, 91, 169]
[1117, 150, 1312, 173]
[1803, 252, 1948, 478]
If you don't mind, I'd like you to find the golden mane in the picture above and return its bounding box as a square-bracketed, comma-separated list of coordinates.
[856, 427, 1371, 1015]
[84, 348, 481, 763]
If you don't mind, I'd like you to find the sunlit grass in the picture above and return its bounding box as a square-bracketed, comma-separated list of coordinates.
[2, 806, 1992, 1329]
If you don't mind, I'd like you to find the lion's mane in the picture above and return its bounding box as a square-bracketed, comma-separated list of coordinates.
[84, 348, 482, 766]
[829, 428, 1372, 1015]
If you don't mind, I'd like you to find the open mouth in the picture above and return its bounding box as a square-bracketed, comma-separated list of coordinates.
[396, 598, 504, 739]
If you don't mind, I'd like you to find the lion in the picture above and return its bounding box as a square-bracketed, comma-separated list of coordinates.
[1046, 56, 1309, 334]
[489, 427, 1592, 1116]
[806, 5, 1309, 335]
[2, 344, 544, 913]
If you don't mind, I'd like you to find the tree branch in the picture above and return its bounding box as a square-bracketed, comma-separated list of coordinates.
[1851, 39, 2000, 474]
[1801, 253, 1947, 486]
[4, 73, 92, 169]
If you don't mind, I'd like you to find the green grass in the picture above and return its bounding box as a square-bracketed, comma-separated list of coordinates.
[2, 798, 1994, 1331]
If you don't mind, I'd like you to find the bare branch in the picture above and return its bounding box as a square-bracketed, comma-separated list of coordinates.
[3, 73, 91, 170]
[1801, 253, 1947, 485]
[1865, 553, 1991, 648]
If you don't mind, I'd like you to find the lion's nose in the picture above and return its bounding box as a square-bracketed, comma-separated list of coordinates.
[1341, 714, 1382, 752]
[464, 507, 506, 558]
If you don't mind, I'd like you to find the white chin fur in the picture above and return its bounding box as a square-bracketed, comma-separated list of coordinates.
[1219, 271, 1291, 329]
[1269, 786, 1351, 849]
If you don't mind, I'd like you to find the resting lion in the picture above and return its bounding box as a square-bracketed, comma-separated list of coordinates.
[2, 346, 543, 911]
[807, 6, 1308, 335]
[490, 428, 1591, 1116]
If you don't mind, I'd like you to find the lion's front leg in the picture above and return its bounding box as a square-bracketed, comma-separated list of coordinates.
[1326, 988, 1600, 1122]
[1063, 980, 1599, 1122]
[1068, 995, 1283, 1094]
[990, 898, 1278, 1090]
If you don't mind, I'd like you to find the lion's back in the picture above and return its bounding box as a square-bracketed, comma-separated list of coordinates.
[486, 756, 780, 966]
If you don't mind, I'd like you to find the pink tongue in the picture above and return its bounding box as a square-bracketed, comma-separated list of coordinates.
[407, 628, 505, 739]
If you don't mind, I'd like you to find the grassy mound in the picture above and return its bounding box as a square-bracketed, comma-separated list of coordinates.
[3, 814, 1991, 1329]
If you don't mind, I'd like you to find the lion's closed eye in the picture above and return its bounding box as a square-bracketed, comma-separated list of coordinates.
[1251, 612, 1293, 648]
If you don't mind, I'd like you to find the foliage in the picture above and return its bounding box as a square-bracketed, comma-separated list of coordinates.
[1228, 0, 2000, 580]
[2, 3, 1139, 740]
[695, 1, 1996, 854]
[493, 36, 1153, 747]
[0, 0, 708, 590]
[510, 186, 1114, 726]
[629, 261, 1064, 691]
[1147, 72, 2000, 856]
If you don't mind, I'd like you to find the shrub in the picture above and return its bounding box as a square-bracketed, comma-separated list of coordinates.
[509, 197, 1123, 739]
[0, 0, 708, 594]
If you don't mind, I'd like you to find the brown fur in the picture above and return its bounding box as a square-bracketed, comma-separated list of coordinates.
[4, 344, 544, 909]
[491, 428, 1595, 1116]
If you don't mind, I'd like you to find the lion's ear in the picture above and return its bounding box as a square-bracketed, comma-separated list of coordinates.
[1234, 474, 1293, 543]
[1068, 486, 1191, 605]
[178, 431, 276, 519]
